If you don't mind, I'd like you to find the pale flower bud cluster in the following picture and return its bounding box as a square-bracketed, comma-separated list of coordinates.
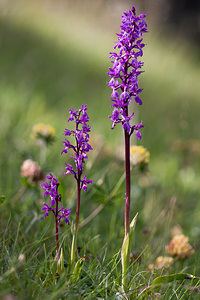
[130, 145, 150, 166]
[148, 256, 174, 270]
[148, 226, 194, 271]
[165, 234, 195, 259]
[21, 159, 41, 181]
[32, 123, 55, 146]
[171, 225, 183, 237]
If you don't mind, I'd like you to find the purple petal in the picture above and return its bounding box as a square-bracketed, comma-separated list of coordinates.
[135, 130, 142, 139]
[135, 95, 142, 105]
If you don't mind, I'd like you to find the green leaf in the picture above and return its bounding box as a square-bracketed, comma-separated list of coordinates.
[57, 248, 64, 275]
[121, 213, 138, 290]
[71, 256, 86, 282]
[151, 273, 199, 285]
[129, 213, 138, 243]
[121, 213, 138, 271]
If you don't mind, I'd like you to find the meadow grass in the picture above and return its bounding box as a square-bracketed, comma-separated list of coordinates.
[0, 2, 200, 299]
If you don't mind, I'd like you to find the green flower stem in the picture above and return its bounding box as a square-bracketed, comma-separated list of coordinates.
[70, 229, 77, 272]
[121, 214, 138, 291]
[71, 176, 81, 272]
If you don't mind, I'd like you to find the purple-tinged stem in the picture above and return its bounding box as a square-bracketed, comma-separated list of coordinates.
[124, 129, 131, 237]
[124, 60, 131, 236]
[75, 176, 81, 233]
[55, 196, 60, 260]
[123, 88, 131, 237]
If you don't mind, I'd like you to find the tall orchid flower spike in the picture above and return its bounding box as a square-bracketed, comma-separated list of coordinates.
[61, 105, 93, 271]
[107, 6, 148, 291]
[41, 173, 72, 261]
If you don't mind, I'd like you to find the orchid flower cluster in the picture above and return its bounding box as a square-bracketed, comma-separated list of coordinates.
[41, 173, 72, 259]
[108, 6, 148, 291]
[41, 173, 72, 224]
[40, 105, 93, 274]
[39, 5, 148, 289]
[61, 104, 93, 271]
[61, 104, 93, 191]
[108, 6, 147, 139]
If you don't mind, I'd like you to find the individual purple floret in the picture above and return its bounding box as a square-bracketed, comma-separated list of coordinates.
[41, 173, 72, 258]
[81, 174, 93, 192]
[41, 202, 56, 218]
[107, 6, 147, 139]
[61, 105, 93, 191]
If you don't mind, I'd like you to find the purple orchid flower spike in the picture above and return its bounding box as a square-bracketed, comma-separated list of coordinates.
[108, 6, 148, 291]
[61, 105, 93, 190]
[107, 6, 147, 139]
[108, 5, 147, 236]
[61, 105, 93, 270]
[41, 173, 71, 259]
[61, 104, 93, 201]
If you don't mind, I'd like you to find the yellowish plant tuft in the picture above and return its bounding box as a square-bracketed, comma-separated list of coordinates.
[130, 145, 150, 166]
[166, 234, 195, 259]
[148, 256, 174, 270]
[32, 123, 55, 146]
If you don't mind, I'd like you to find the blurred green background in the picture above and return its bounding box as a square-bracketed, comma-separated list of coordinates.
[0, 0, 199, 192]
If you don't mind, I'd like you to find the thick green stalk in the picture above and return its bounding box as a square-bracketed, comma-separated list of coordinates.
[71, 177, 81, 272]
[70, 229, 77, 272]
[121, 214, 138, 291]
